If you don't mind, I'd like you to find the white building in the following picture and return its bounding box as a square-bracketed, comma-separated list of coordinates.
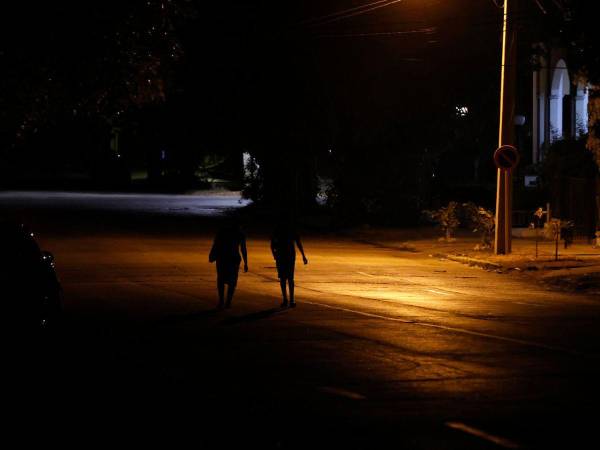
[531, 44, 590, 163]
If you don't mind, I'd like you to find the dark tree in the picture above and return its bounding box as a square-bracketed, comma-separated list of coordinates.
[1, 1, 194, 155]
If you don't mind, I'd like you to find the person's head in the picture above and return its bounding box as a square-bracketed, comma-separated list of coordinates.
[220, 217, 240, 232]
[277, 209, 295, 226]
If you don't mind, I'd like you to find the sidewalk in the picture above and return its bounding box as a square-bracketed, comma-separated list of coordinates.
[352, 227, 600, 295]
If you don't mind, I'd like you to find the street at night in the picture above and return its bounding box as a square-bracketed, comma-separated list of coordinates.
[3, 1, 600, 448]
[4, 191, 599, 448]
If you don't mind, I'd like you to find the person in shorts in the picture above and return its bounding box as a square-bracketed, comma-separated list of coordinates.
[209, 220, 248, 308]
[270, 219, 307, 308]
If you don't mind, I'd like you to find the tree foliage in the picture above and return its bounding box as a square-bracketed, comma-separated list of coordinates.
[541, 138, 598, 182]
[1, 0, 194, 150]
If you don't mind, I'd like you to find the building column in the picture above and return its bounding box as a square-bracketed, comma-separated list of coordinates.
[549, 94, 562, 141]
[575, 92, 589, 136]
[532, 70, 539, 163]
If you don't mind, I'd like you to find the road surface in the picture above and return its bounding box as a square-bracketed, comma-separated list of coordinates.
[3, 191, 599, 448]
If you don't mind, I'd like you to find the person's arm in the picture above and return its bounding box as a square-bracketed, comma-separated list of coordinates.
[241, 235, 248, 272]
[270, 237, 277, 260]
[296, 235, 308, 265]
[209, 237, 218, 263]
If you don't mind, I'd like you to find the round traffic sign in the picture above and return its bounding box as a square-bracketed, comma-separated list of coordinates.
[493, 145, 520, 170]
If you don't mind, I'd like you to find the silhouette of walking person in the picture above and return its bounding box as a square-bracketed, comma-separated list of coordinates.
[271, 219, 308, 308]
[209, 220, 248, 309]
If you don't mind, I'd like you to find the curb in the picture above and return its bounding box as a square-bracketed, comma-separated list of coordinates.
[433, 253, 503, 271]
[354, 239, 418, 253]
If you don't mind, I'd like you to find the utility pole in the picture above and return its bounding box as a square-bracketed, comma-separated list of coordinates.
[494, 0, 518, 255]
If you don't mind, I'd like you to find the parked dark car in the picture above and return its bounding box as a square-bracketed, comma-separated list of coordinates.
[0, 222, 62, 331]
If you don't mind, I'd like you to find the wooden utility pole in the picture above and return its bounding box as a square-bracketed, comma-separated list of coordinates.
[494, 0, 518, 255]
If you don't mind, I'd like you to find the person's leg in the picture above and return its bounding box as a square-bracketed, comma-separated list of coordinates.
[225, 283, 236, 308]
[225, 265, 240, 308]
[217, 281, 225, 308]
[288, 278, 295, 306]
[288, 261, 296, 306]
[279, 278, 288, 306]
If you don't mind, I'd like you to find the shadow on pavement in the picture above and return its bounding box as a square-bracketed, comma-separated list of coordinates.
[155, 308, 222, 326]
[221, 307, 286, 325]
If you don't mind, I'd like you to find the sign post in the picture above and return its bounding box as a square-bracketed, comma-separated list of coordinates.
[494, 0, 518, 255]
[494, 145, 519, 254]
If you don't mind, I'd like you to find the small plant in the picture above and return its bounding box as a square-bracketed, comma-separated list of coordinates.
[544, 219, 574, 261]
[462, 202, 495, 250]
[423, 201, 460, 241]
[561, 221, 575, 249]
[532, 207, 545, 259]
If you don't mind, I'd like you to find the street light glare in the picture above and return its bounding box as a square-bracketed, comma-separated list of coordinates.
[456, 106, 469, 117]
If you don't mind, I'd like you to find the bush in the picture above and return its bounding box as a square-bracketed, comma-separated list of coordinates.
[544, 218, 575, 260]
[241, 153, 263, 202]
[462, 202, 495, 250]
[423, 201, 460, 241]
[541, 138, 598, 182]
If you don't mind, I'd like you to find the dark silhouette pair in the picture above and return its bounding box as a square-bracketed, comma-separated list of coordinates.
[209, 221, 308, 309]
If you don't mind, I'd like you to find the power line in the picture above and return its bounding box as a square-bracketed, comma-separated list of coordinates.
[318, 26, 436, 39]
[487, 0, 560, 12]
[532, 0, 548, 14]
[300, 0, 392, 25]
[307, 11, 545, 42]
[550, 0, 567, 12]
[304, 0, 406, 27]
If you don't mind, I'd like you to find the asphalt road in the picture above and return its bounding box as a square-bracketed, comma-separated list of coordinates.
[4, 191, 600, 448]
